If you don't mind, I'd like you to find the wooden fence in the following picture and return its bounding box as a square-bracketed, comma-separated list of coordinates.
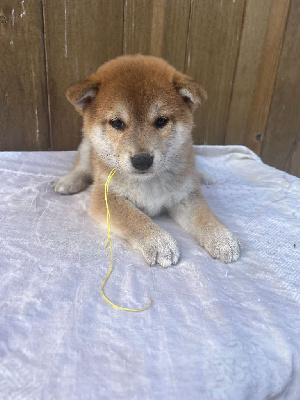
[1, 0, 299, 177]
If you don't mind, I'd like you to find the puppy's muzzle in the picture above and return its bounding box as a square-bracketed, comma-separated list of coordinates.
[131, 153, 153, 171]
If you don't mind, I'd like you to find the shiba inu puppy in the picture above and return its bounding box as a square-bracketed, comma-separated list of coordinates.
[55, 55, 241, 267]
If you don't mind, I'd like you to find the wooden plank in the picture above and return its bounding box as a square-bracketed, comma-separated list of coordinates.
[43, 0, 124, 150]
[124, 0, 153, 56]
[261, 0, 300, 177]
[185, 0, 246, 145]
[0, 0, 49, 151]
[242, 0, 290, 155]
[149, 0, 166, 58]
[124, 0, 191, 71]
[160, 0, 191, 71]
[225, 0, 273, 146]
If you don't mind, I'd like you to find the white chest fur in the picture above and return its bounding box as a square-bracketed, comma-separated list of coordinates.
[112, 172, 195, 217]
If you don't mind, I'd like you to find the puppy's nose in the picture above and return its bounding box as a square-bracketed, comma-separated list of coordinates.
[131, 153, 153, 171]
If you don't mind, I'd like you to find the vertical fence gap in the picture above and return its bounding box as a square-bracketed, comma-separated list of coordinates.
[183, 0, 193, 74]
[122, 0, 127, 54]
[223, 0, 247, 145]
[41, 0, 52, 150]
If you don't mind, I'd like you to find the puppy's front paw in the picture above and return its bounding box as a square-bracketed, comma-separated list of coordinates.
[202, 227, 241, 263]
[54, 170, 91, 195]
[135, 230, 180, 268]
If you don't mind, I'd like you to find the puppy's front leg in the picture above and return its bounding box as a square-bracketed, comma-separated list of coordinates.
[55, 136, 93, 195]
[90, 182, 180, 268]
[170, 191, 241, 263]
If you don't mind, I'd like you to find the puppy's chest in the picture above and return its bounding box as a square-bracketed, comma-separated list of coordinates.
[115, 175, 192, 217]
[130, 182, 171, 216]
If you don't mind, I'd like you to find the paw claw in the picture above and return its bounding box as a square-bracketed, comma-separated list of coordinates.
[137, 230, 180, 268]
[202, 227, 241, 263]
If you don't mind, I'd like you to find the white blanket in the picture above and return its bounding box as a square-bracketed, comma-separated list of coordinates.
[0, 146, 299, 399]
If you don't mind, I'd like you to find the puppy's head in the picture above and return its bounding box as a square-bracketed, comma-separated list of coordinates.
[67, 55, 207, 178]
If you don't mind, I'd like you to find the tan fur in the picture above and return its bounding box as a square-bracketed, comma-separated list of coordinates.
[55, 55, 241, 267]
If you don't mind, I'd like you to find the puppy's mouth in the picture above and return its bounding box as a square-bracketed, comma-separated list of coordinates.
[131, 168, 155, 177]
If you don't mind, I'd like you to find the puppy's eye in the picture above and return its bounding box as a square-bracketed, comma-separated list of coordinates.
[110, 118, 126, 131]
[154, 116, 169, 129]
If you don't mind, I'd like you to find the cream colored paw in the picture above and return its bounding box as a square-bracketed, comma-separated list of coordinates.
[54, 170, 92, 195]
[201, 227, 241, 263]
[135, 230, 180, 268]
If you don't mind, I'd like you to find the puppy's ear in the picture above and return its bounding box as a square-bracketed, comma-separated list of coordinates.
[173, 73, 207, 110]
[66, 78, 100, 115]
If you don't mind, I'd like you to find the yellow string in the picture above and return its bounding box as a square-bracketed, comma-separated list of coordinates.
[100, 168, 152, 312]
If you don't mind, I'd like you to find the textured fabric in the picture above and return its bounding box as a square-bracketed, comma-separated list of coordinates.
[0, 146, 299, 399]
